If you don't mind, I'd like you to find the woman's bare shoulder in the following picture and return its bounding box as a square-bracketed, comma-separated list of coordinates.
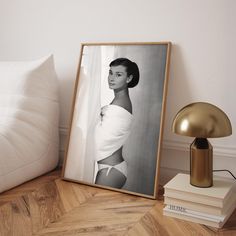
[112, 97, 132, 114]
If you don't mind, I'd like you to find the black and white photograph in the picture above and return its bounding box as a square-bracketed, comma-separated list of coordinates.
[62, 42, 171, 198]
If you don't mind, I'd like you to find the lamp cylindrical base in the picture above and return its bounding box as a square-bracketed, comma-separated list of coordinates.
[190, 138, 213, 187]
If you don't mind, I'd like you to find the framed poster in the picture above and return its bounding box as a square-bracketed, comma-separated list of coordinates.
[62, 42, 171, 199]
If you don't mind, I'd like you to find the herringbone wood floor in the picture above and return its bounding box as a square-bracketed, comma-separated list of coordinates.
[0, 169, 235, 236]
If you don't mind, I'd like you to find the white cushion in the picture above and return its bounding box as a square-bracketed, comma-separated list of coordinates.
[0, 55, 59, 193]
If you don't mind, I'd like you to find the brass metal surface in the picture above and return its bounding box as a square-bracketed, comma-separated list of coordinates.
[190, 138, 213, 187]
[172, 102, 232, 138]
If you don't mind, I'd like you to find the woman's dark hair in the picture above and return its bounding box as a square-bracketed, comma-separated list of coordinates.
[109, 58, 139, 88]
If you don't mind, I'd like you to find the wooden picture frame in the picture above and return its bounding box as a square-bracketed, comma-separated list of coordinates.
[62, 42, 171, 199]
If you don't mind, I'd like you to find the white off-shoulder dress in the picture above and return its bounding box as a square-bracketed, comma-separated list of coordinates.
[94, 104, 133, 179]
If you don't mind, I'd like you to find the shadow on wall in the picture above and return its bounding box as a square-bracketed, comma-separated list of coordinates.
[164, 43, 195, 134]
[160, 43, 195, 185]
[58, 74, 78, 165]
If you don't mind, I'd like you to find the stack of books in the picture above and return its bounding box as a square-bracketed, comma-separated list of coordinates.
[163, 173, 236, 228]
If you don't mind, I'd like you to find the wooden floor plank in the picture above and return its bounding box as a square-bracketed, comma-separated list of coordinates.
[34, 187, 155, 236]
[0, 169, 60, 207]
[0, 170, 236, 236]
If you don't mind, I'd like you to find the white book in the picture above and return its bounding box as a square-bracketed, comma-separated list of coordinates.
[164, 193, 236, 216]
[164, 173, 235, 208]
[165, 205, 225, 222]
[163, 204, 236, 228]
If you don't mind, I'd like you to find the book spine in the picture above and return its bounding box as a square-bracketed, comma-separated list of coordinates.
[163, 209, 220, 228]
[164, 196, 223, 215]
[164, 189, 224, 207]
[165, 205, 225, 222]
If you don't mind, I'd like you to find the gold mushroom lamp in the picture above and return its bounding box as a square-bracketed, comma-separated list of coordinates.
[172, 102, 232, 188]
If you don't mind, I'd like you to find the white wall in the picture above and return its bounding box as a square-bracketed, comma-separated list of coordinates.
[0, 0, 235, 184]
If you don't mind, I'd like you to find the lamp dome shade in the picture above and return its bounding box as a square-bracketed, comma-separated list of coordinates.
[172, 102, 232, 138]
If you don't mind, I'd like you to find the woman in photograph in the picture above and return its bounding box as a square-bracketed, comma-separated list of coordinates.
[94, 58, 139, 188]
